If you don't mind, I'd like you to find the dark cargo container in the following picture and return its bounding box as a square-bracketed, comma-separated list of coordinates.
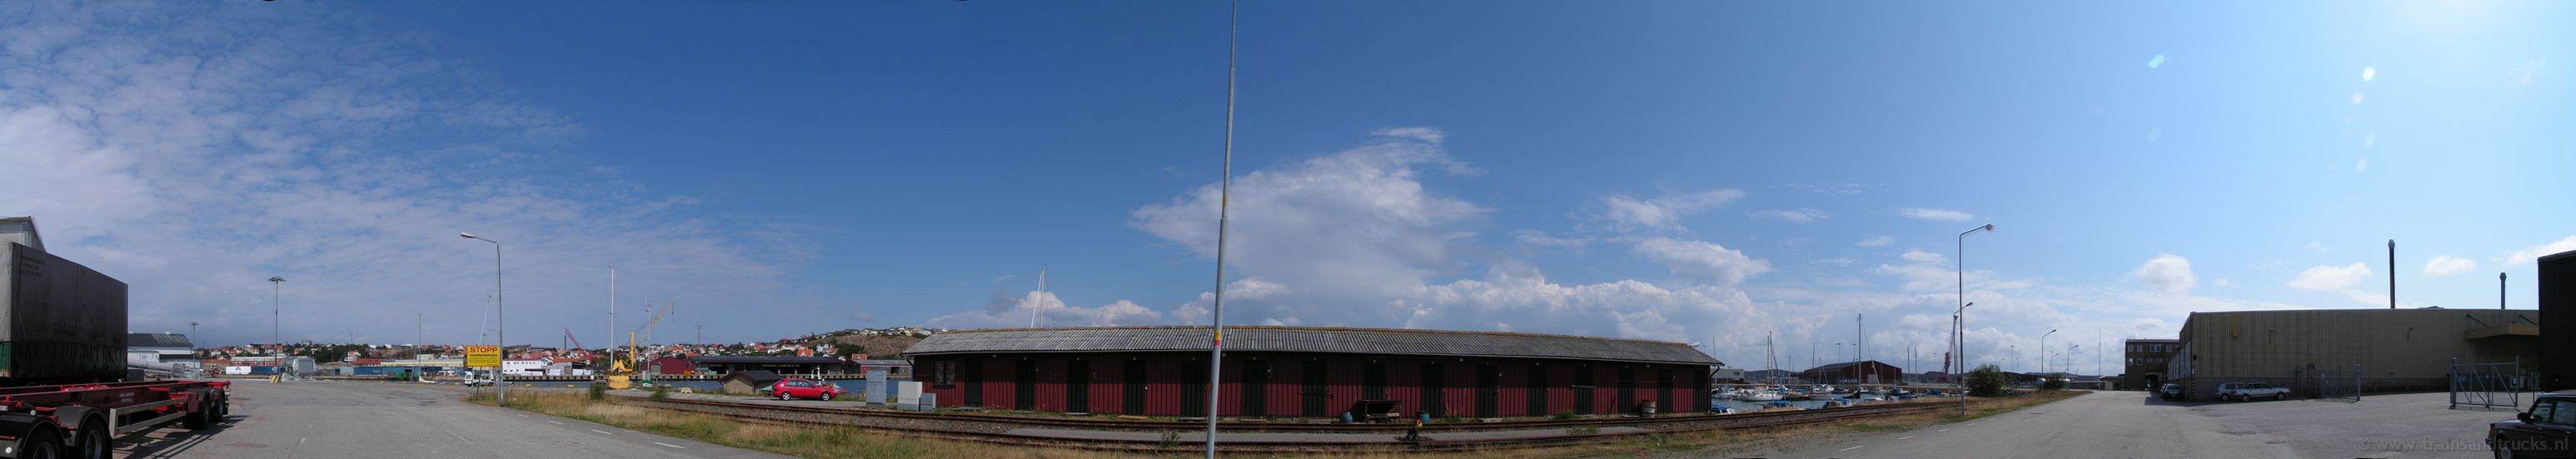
[3, 242, 131, 382]
[2540, 249, 2574, 392]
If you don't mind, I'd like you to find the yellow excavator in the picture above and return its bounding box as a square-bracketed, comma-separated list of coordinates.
[605, 301, 673, 389]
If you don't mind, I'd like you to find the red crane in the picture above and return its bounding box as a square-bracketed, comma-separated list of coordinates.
[561, 328, 590, 362]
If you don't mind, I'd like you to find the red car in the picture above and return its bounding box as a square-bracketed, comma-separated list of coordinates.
[771, 378, 845, 401]
[2490, 390, 2576, 458]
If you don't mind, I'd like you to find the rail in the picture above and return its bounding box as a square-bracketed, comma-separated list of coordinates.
[603, 396, 1963, 452]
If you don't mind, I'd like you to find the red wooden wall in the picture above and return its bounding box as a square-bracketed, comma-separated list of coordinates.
[919, 352, 1712, 418]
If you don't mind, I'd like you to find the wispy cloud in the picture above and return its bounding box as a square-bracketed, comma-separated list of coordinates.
[2288, 263, 2371, 291]
[1369, 126, 1446, 144]
[1898, 207, 1975, 222]
[0, 2, 829, 346]
[1751, 208, 1830, 223]
[1856, 235, 1895, 247]
[2505, 235, 2576, 266]
[1596, 189, 1745, 232]
[990, 274, 1019, 283]
[1632, 237, 1773, 287]
[2423, 256, 2477, 277]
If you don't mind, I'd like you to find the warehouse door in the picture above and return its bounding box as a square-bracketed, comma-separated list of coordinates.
[1014, 360, 1037, 411]
[1066, 359, 1089, 413]
[1124, 360, 1147, 415]
[1242, 359, 1268, 417]
[1182, 360, 1208, 417]
[1656, 367, 1672, 412]
[1573, 366, 1595, 414]
[1363, 361, 1388, 399]
[1526, 364, 1547, 417]
[1421, 362, 1445, 417]
[1303, 360, 1328, 417]
[1476, 362, 1498, 418]
[1617, 367, 1636, 414]
[964, 359, 984, 407]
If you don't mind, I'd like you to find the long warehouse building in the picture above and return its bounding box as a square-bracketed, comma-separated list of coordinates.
[903, 326, 1721, 418]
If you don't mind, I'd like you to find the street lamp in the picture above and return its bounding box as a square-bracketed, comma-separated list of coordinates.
[267, 277, 286, 349]
[2040, 329, 2057, 375]
[461, 232, 504, 404]
[1956, 224, 1991, 414]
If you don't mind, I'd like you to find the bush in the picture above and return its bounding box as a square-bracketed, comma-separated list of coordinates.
[2041, 372, 2067, 391]
[588, 382, 607, 401]
[649, 385, 671, 400]
[1966, 364, 2010, 397]
[1552, 410, 1577, 421]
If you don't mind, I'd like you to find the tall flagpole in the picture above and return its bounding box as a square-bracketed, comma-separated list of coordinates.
[1205, 1, 1239, 457]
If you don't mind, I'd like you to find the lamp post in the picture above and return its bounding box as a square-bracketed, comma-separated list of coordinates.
[2040, 329, 2057, 376]
[268, 277, 285, 349]
[1956, 223, 1991, 413]
[461, 232, 504, 404]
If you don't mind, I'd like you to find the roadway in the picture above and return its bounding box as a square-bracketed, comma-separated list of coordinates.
[1728, 390, 2505, 458]
[113, 380, 790, 459]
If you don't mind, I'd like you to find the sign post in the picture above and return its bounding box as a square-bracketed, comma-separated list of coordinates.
[466, 346, 501, 378]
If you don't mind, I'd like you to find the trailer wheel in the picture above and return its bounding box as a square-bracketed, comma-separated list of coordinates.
[18, 426, 62, 459]
[69, 417, 109, 459]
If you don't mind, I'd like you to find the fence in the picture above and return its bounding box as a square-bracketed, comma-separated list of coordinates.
[2451, 357, 2539, 411]
[2293, 365, 2362, 402]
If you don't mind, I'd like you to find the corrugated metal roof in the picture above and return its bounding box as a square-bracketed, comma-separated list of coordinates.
[902, 326, 1721, 366]
[688, 356, 849, 364]
[127, 333, 193, 348]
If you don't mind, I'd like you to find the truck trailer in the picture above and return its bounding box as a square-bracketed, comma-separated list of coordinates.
[1, 217, 231, 458]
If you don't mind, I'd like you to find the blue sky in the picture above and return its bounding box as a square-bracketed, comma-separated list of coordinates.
[2, 2, 2570, 374]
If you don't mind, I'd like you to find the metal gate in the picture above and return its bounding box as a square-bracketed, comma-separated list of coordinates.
[2298, 365, 2362, 403]
[2451, 357, 2537, 411]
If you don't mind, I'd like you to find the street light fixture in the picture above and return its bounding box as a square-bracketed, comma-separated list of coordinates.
[267, 277, 286, 350]
[1956, 223, 1991, 414]
[2040, 329, 2058, 375]
[461, 232, 504, 404]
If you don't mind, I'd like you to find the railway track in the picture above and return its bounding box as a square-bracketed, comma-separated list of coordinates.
[609, 396, 1971, 453]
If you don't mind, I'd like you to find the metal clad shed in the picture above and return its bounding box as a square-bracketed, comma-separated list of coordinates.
[904, 326, 1720, 418]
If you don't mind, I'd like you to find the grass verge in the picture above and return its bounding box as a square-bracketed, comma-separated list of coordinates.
[465, 391, 2088, 458]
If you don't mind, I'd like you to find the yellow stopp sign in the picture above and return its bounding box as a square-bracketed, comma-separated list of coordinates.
[465, 346, 501, 367]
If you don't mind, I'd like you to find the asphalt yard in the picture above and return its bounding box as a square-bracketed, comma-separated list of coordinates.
[112, 380, 787, 459]
[1723, 390, 2509, 459]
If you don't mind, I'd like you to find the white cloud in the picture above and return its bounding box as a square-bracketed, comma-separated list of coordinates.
[2506, 235, 2576, 267]
[1856, 235, 1895, 247]
[1597, 189, 1745, 232]
[1900, 248, 1946, 264]
[1511, 230, 1592, 250]
[1369, 126, 1445, 144]
[1632, 237, 1772, 287]
[2288, 263, 2371, 291]
[2132, 254, 2196, 294]
[1131, 137, 1487, 298]
[1751, 208, 1829, 223]
[2362, 66, 2376, 81]
[2423, 256, 2477, 277]
[2305, 241, 2336, 253]
[928, 290, 1163, 329]
[2212, 278, 2236, 287]
[0, 3, 830, 347]
[1898, 207, 1975, 222]
[2352, 92, 2365, 106]
[2148, 54, 2166, 68]
[990, 274, 1018, 283]
[2357, 157, 2370, 172]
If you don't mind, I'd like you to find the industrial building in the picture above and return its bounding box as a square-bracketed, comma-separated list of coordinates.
[1797, 361, 1902, 384]
[2161, 307, 2539, 401]
[903, 326, 1721, 418]
[2542, 249, 2574, 391]
[2120, 338, 2179, 391]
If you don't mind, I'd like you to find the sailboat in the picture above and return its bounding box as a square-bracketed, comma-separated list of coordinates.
[1740, 332, 1785, 402]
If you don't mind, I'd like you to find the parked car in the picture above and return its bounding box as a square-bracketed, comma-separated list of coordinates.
[2215, 382, 2289, 402]
[2160, 383, 2183, 400]
[2490, 391, 2576, 458]
[462, 371, 496, 387]
[770, 378, 845, 401]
